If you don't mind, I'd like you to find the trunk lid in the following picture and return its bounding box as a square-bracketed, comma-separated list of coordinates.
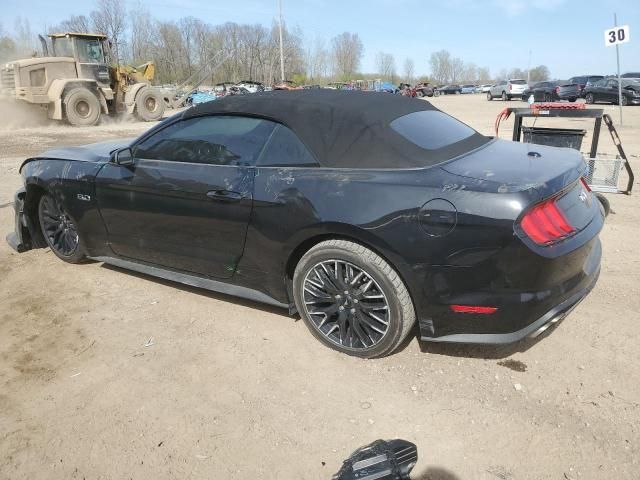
[439, 138, 584, 200]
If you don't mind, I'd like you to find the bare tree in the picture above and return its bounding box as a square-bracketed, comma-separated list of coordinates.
[403, 58, 414, 83]
[306, 37, 329, 82]
[429, 49, 451, 84]
[91, 0, 127, 64]
[331, 32, 363, 80]
[450, 57, 465, 83]
[375, 52, 396, 81]
[528, 65, 550, 82]
[57, 15, 91, 33]
[477, 66, 491, 83]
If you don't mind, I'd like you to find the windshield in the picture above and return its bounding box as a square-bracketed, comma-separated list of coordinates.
[76, 38, 105, 63]
[510, 79, 526, 84]
[52, 37, 74, 57]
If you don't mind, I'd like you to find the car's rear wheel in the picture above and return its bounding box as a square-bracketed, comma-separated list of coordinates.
[501, 91, 507, 101]
[621, 96, 629, 106]
[416, 90, 424, 98]
[544, 93, 552, 102]
[486, 92, 493, 101]
[585, 93, 594, 104]
[38, 193, 86, 263]
[293, 240, 415, 358]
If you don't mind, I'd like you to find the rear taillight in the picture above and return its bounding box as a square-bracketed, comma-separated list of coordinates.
[520, 197, 576, 245]
[509, 84, 512, 91]
[555, 86, 560, 94]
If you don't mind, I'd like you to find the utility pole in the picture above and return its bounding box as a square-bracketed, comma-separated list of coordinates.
[278, 0, 285, 83]
[614, 13, 623, 126]
[527, 49, 531, 85]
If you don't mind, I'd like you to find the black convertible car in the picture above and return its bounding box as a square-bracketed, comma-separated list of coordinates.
[7, 90, 603, 357]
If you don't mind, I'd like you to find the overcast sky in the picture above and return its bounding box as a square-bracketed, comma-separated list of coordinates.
[3, 0, 639, 79]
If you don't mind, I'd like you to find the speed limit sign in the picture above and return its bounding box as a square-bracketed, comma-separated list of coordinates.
[604, 25, 630, 46]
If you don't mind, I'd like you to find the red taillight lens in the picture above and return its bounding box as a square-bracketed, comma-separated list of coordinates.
[450, 305, 498, 314]
[509, 84, 512, 91]
[520, 198, 575, 245]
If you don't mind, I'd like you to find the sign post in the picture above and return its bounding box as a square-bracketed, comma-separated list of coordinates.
[604, 17, 630, 126]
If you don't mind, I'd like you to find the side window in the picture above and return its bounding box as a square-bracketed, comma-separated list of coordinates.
[607, 80, 618, 88]
[133, 115, 275, 166]
[257, 124, 318, 167]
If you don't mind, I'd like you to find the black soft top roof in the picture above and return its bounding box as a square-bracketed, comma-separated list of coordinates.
[184, 89, 487, 169]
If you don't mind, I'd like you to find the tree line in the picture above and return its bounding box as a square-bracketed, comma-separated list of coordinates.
[0, 1, 550, 87]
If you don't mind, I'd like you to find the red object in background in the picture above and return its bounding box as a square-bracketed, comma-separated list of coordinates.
[530, 102, 586, 110]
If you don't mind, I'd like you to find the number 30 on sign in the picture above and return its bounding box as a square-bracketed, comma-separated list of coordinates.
[605, 25, 630, 46]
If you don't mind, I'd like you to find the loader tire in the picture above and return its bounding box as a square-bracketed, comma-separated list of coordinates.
[134, 88, 165, 122]
[64, 88, 101, 127]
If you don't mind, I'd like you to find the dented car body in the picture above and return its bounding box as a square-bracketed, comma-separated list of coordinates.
[7, 90, 603, 354]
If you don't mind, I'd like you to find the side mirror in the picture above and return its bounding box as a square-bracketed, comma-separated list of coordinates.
[114, 147, 134, 166]
[333, 439, 418, 480]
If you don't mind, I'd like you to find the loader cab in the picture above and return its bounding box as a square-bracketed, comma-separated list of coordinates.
[48, 33, 111, 87]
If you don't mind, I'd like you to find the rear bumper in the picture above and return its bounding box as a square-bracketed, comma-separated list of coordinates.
[418, 235, 602, 344]
[421, 267, 599, 344]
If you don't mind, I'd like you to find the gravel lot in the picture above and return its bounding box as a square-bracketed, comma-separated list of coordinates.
[1, 95, 639, 480]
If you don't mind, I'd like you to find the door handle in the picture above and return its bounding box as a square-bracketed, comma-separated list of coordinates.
[206, 189, 244, 202]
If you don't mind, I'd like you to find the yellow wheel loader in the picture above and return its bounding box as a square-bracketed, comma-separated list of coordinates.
[0, 32, 164, 126]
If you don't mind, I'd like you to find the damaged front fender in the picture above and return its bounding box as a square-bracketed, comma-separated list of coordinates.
[5, 188, 33, 253]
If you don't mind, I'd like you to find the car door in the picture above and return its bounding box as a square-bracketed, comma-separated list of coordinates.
[604, 79, 619, 103]
[94, 115, 276, 279]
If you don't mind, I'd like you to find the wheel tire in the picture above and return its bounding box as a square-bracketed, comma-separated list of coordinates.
[487, 92, 493, 101]
[416, 90, 424, 98]
[544, 93, 551, 102]
[38, 193, 86, 263]
[134, 88, 165, 122]
[501, 91, 507, 101]
[433, 90, 440, 97]
[569, 98, 577, 102]
[595, 193, 610, 217]
[621, 96, 629, 106]
[585, 93, 594, 104]
[293, 240, 416, 358]
[64, 88, 100, 127]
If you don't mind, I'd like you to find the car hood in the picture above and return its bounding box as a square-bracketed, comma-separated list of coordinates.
[31, 138, 135, 163]
[439, 139, 584, 199]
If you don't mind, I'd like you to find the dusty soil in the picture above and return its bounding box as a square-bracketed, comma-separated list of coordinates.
[0, 96, 638, 480]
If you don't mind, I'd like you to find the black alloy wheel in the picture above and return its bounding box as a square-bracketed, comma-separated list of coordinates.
[302, 259, 391, 350]
[38, 194, 85, 262]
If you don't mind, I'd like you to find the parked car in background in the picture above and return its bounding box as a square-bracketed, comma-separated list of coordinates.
[621, 72, 640, 79]
[524, 80, 581, 102]
[235, 81, 265, 93]
[477, 84, 492, 93]
[583, 78, 640, 106]
[435, 84, 462, 95]
[460, 84, 476, 94]
[414, 83, 434, 97]
[567, 75, 604, 97]
[487, 79, 528, 101]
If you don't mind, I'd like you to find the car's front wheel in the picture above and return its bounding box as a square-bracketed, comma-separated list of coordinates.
[293, 240, 416, 358]
[487, 92, 493, 101]
[585, 93, 594, 104]
[38, 193, 86, 263]
[501, 91, 508, 101]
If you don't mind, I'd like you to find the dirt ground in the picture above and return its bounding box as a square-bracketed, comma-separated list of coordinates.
[1, 96, 638, 480]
